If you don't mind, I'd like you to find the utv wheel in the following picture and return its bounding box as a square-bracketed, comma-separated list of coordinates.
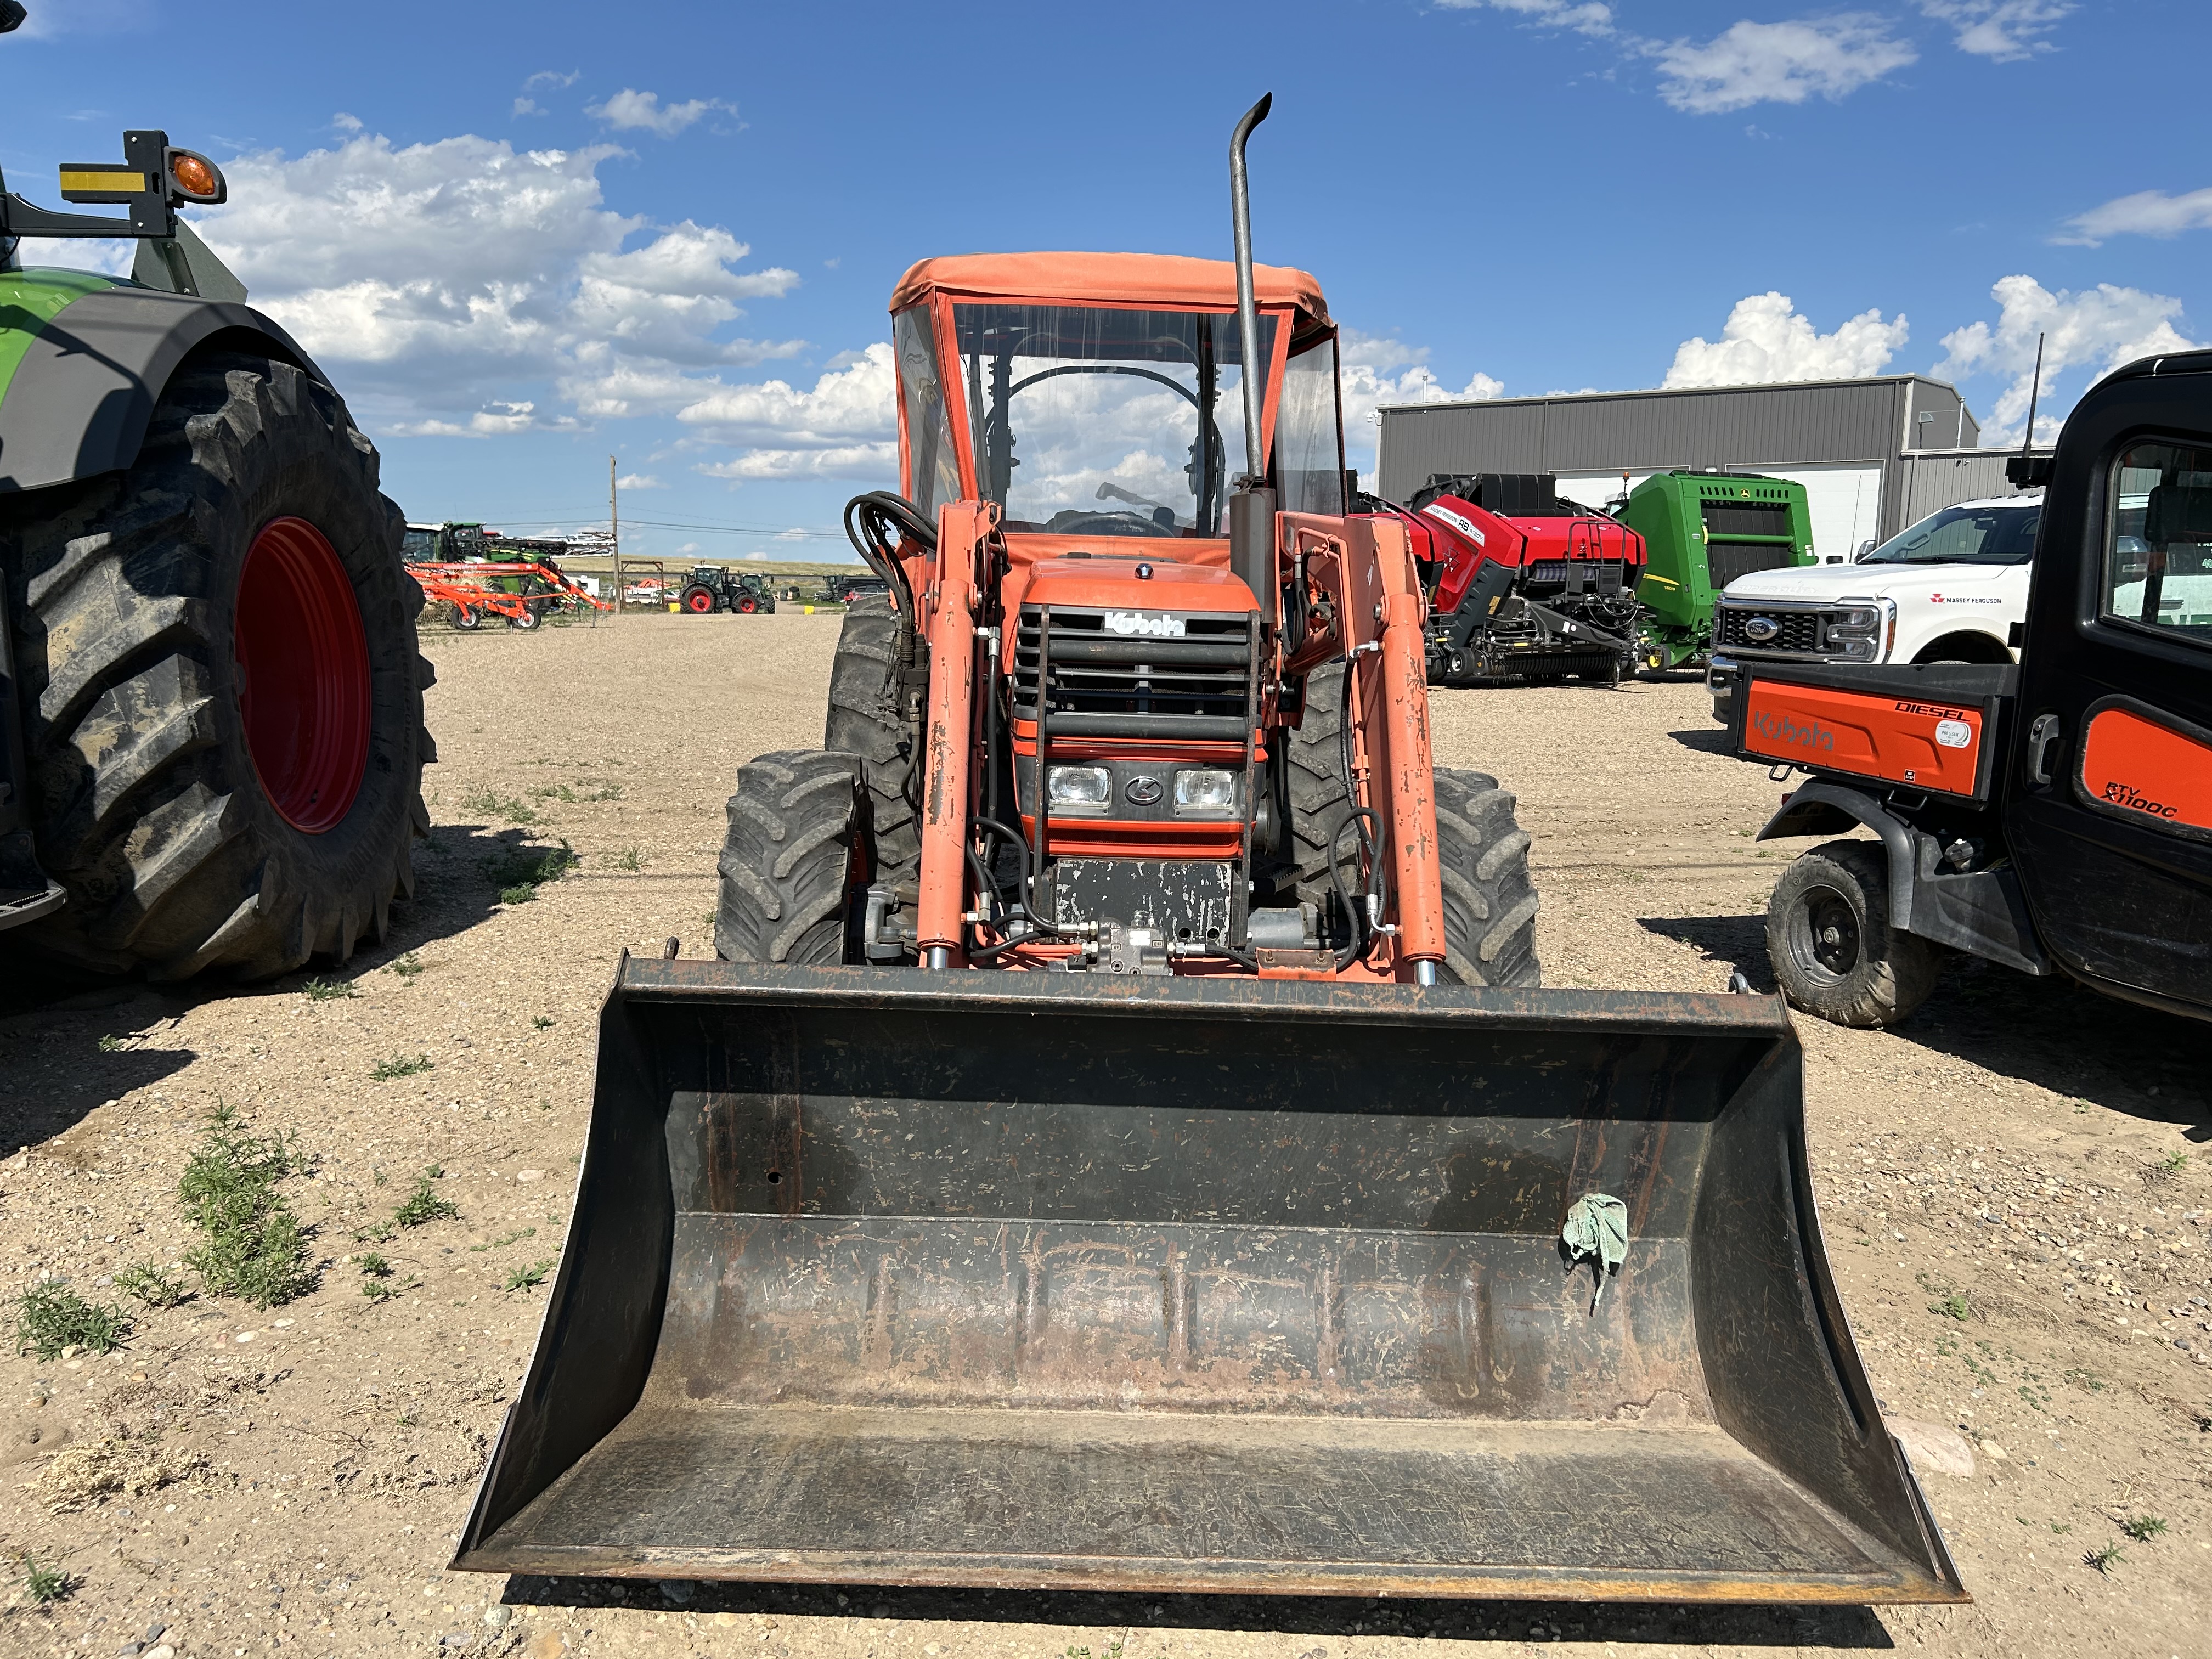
[1432, 766, 1542, 988]
[823, 596, 922, 909]
[2, 352, 432, 980]
[1766, 840, 1942, 1027]
[714, 749, 870, 965]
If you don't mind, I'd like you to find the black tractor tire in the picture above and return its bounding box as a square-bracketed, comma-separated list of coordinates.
[714, 749, 868, 965]
[822, 596, 922, 907]
[1289, 662, 1541, 986]
[2, 351, 432, 980]
[679, 583, 718, 615]
[1431, 766, 1542, 988]
[452, 603, 482, 631]
[736, 593, 759, 614]
[1766, 839, 1943, 1027]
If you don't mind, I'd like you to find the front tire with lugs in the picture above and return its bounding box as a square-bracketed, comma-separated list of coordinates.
[3, 351, 431, 980]
[714, 750, 868, 966]
[1432, 766, 1542, 987]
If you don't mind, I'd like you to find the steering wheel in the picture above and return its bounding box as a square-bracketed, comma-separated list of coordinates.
[1003, 364, 1230, 505]
[1044, 509, 1180, 538]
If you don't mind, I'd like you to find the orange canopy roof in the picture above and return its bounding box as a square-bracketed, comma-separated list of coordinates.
[890, 252, 1329, 331]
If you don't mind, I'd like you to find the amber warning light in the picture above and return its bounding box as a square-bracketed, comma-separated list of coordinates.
[165, 149, 225, 205]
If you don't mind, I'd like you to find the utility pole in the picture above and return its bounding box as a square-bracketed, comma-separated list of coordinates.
[609, 456, 620, 619]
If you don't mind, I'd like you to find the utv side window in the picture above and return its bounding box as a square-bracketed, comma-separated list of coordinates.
[2105, 442, 2212, 648]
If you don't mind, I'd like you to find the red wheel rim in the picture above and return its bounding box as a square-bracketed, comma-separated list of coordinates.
[738, 595, 757, 613]
[687, 591, 713, 613]
[233, 517, 371, 834]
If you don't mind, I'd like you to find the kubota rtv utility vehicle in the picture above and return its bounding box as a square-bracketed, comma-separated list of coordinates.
[455, 99, 1961, 1608]
[1731, 360, 2212, 1029]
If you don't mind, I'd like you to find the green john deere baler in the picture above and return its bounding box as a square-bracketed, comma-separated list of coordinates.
[1620, 471, 1815, 669]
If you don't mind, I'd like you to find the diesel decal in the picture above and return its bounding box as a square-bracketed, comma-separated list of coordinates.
[1894, 701, 1971, 719]
[1749, 709, 1836, 752]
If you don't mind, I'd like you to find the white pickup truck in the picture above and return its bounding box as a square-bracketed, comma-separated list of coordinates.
[1705, 490, 2041, 720]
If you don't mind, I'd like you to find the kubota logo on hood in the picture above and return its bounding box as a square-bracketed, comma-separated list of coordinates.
[1103, 611, 1186, 638]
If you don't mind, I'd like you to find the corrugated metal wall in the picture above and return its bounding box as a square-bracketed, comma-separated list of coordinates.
[1895, 448, 2045, 526]
[1376, 377, 1978, 540]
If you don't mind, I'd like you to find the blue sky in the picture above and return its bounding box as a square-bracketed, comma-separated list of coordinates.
[7, 0, 2207, 565]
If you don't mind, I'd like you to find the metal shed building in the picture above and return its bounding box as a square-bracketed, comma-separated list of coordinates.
[1376, 376, 2037, 565]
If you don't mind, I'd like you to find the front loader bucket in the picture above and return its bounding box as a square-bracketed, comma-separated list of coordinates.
[454, 962, 1963, 1605]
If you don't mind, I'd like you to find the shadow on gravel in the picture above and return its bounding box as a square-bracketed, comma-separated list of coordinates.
[1667, 725, 1736, 755]
[1637, 912, 2210, 1132]
[0, 988, 197, 1150]
[504, 1578, 1896, 1649]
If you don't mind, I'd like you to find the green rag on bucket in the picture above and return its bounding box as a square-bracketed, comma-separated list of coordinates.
[1561, 1193, 1629, 1313]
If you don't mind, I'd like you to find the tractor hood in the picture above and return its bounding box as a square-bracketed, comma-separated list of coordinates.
[1015, 556, 1259, 616]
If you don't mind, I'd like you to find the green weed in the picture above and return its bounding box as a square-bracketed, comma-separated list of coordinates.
[387, 952, 425, 979]
[22, 1559, 72, 1605]
[2119, 1515, 2167, 1542]
[114, 1263, 188, 1308]
[486, 840, 578, 905]
[2083, 1542, 2125, 1573]
[394, 1170, 460, 1229]
[469, 1228, 537, 1253]
[177, 1103, 313, 1309]
[12, 1282, 131, 1361]
[371, 1053, 433, 1081]
[97, 1034, 123, 1053]
[301, 977, 358, 1002]
[459, 786, 539, 826]
[504, 1259, 554, 1291]
[2064, 1367, 2107, 1393]
[531, 1014, 554, 1030]
[610, 844, 646, 871]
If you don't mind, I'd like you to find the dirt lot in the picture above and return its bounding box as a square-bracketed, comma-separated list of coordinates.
[4, 612, 2208, 1659]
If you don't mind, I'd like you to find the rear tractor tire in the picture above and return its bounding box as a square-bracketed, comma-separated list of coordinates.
[1289, 662, 1541, 986]
[1765, 839, 1943, 1027]
[2, 351, 432, 980]
[714, 749, 871, 966]
[679, 584, 717, 615]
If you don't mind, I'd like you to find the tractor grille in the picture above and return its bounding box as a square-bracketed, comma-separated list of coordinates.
[1014, 606, 1252, 740]
[1716, 605, 1822, 654]
[1700, 500, 1795, 539]
[1708, 543, 1798, 590]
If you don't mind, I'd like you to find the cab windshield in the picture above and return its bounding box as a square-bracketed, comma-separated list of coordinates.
[1860, 503, 2039, 566]
[951, 304, 1276, 537]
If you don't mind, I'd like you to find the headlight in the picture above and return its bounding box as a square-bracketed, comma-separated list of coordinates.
[1046, 764, 1111, 806]
[1174, 768, 1238, 812]
[1827, 607, 1877, 633]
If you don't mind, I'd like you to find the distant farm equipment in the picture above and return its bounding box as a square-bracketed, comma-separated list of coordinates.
[675, 566, 778, 615]
[402, 522, 611, 630]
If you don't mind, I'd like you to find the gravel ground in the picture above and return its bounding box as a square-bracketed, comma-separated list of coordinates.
[3, 612, 2207, 1659]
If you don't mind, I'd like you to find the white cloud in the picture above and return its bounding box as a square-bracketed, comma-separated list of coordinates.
[586, 88, 731, 138]
[183, 131, 802, 433]
[677, 343, 896, 448]
[1338, 331, 1505, 492]
[14, 235, 134, 275]
[1917, 1, 2072, 60]
[332, 112, 364, 134]
[1664, 292, 1909, 387]
[391, 400, 576, 439]
[1652, 15, 1917, 113]
[1432, 0, 1616, 39]
[2056, 185, 2212, 247]
[525, 69, 580, 91]
[700, 444, 900, 482]
[614, 473, 663, 490]
[512, 98, 546, 118]
[1935, 275, 2196, 444]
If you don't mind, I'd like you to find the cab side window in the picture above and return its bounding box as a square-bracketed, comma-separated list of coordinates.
[2106, 443, 2212, 647]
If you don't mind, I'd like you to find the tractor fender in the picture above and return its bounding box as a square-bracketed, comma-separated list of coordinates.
[0, 284, 326, 493]
[1756, 779, 2049, 975]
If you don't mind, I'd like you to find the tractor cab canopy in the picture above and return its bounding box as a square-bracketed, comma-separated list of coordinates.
[888, 254, 1344, 543]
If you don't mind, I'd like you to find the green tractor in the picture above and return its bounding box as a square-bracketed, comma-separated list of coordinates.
[1617, 470, 1816, 670]
[675, 566, 777, 614]
[0, 8, 430, 980]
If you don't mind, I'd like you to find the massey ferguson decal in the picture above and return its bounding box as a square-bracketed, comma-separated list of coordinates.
[2078, 706, 2212, 833]
[1740, 679, 1985, 797]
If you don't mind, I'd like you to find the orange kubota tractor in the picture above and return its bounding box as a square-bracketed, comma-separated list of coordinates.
[454, 100, 1962, 1606]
